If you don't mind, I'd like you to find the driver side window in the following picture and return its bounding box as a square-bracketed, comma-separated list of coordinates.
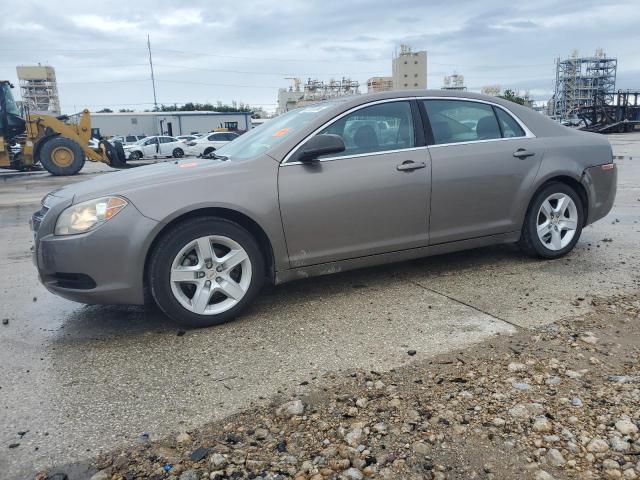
[316, 101, 415, 159]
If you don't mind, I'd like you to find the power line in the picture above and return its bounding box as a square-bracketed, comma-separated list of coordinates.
[54, 78, 281, 88]
[1, 47, 555, 70]
[59, 101, 277, 108]
[157, 79, 283, 89]
[1, 63, 387, 76]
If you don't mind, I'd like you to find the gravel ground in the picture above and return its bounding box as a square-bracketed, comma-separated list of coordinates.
[35, 292, 640, 480]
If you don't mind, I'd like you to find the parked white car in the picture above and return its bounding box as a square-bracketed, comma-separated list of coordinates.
[123, 136, 186, 160]
[185, 131, 239, 156]
[109, 135, 146, 146]
[88, 138, 100, 152]
[176, 135, 199, 143]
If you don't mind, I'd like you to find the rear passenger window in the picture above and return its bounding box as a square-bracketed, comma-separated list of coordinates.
[495, 108, 525, 138]
[125, 135, 136, 142]
[317, 101, 415, 158]
[423, 100, 501, 145]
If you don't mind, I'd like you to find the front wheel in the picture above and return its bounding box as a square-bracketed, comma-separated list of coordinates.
[148, 217, 265, 327]
[519, 182, 584, 259]
[172, 148, 184, 158]
[128, 150, 142, 161]
[38, 137, 86, 175]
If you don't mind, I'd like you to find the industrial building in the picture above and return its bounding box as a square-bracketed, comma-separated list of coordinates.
[16, 64, 61, 115]
[78, 111, 252, 138]
[278, 45, 427, 110]
[392, 45, 427, 90]
[367, 76, 393, 94]
[442, 73, 466, 91]
[277, 77, 360, 114]
[481, 85, 501, 96]
[552, 48, 617, 121]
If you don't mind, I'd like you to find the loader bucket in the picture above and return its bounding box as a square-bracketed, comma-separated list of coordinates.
[100, 140, 127, 169]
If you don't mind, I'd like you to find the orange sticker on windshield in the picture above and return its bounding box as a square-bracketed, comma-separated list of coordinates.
[272, 128, 290, 137]
[179, 162, 198, 168]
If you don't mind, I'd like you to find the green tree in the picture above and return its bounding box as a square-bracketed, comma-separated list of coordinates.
[156, 102, 255, 115]
[499, 89, 527, 106]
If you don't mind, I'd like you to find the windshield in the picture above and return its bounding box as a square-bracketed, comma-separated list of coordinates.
[216, 101, 345, 159]
[1, 83, 20, 117]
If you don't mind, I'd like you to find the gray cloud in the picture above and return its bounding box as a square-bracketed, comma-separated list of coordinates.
[0, 0, 638, 112]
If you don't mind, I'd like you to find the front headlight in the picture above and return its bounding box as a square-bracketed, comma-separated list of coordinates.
[55, 196, 128, 236]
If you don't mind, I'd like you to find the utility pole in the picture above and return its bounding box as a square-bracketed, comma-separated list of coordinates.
[147, 34, 158, 112]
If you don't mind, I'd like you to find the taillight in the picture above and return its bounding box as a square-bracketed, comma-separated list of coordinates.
[601, 163, 615, 171]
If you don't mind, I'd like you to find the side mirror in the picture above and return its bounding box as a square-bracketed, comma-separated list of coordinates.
[294, 134, 345, 163]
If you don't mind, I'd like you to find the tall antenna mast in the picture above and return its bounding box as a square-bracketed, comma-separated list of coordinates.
[147, 34, 158, 111]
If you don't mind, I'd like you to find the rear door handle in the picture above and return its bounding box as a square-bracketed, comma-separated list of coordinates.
[513, 149, 535, 158]
[397, 161, 427, 171]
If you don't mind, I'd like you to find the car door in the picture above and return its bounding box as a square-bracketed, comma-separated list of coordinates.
[142, 137, 159, 157]
[278, 100, 431, 267]
[159, 136, 178, 156]
[422, 99, 543, 245]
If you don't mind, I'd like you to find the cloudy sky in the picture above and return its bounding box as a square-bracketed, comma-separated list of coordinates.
[1, 0, 638, 113]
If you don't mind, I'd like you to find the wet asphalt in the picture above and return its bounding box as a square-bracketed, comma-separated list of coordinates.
[1, 136, 639, 479]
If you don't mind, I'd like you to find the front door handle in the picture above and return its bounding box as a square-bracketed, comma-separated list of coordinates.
[397, 161, 426, 171]
[513, 149, 535, 159]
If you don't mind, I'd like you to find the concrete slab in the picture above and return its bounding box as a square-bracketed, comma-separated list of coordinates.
[1, 133, 639, 478]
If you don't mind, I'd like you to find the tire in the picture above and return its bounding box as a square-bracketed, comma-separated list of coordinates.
[519, 182, 584, 259]
[113, 142, 127, 167]
[38, 137, 85, 176]
[203, 147, 215, 156]
[148, 217, 265, 328]
[128, 150, 142, 161]
[100, 140, 127, 169]
[173, 148, 184, 158]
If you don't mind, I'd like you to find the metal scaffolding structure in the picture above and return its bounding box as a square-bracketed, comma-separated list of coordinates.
[277, 77, 360, 113]
[16, 65, 61, 115]
[442, 73, 466, 91]
[552, 49, 617, 122]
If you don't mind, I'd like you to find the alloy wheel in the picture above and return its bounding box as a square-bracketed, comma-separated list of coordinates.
[536, 193, 579, 251]
[169, 235, 252, 315]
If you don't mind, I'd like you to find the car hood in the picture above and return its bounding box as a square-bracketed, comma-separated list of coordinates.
[51, 158, 241, 204]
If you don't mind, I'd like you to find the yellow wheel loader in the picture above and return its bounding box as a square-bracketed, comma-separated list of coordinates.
[0, 80, 126, 175]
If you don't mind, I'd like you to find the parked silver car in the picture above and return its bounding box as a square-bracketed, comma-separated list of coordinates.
[31, 91, 617, 327]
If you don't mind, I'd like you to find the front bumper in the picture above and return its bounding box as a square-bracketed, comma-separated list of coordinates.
[581, 163, 617, 225]
[31, 198, 159, 305]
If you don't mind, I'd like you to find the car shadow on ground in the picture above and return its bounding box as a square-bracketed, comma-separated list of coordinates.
[52, 243, 530, 342]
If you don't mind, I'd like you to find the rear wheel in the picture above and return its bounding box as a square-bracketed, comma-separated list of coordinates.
[203, 147, 215, 156]
[38, 137, 85, 175]
[519, 182, 584, 259]
[149, 217, 265, 328]
[128, 150, 142, 161]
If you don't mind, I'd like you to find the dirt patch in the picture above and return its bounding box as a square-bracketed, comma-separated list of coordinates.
[37, 294, 640, 480]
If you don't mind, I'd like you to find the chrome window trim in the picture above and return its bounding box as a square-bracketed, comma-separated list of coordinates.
[281, 95, 535, 166]
[282, 97, 417, 165]
[419, 97, 536, 146]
